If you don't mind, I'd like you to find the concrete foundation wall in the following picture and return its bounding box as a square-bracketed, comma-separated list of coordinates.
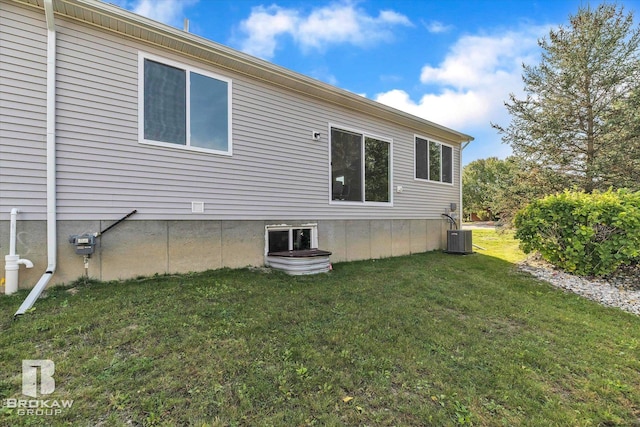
[0, 219, 447, 290]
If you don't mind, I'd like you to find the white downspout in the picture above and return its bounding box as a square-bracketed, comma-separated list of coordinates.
[460, 139, 472, 227]
[4, 209, 34, 295]
[15, 0, 57, 316]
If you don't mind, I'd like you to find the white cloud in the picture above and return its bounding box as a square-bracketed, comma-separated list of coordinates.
[236, 2, 412, 59]
[115, 0, 198, 28]
[419, 31, 540, 90]
[237, 5, 299, 59]
[376, 89, 488, 129]
[375, 26, 550, 130]
[424, 20, 453, 34]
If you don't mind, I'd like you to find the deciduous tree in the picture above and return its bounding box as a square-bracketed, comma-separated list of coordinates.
[462, 157, 510, 220]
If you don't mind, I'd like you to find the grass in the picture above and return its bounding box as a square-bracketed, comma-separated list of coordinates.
[469, 228, 527, 264]
[1, 230, 639, 426]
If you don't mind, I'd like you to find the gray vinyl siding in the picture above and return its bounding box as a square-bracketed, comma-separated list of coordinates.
[0, 2, 48, 218]
[0, 0, 462, 222]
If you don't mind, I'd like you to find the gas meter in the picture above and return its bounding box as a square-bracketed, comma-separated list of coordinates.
[68, 234, 96, 255]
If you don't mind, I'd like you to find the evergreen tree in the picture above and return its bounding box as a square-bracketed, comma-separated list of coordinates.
[493, 4, 640, 192]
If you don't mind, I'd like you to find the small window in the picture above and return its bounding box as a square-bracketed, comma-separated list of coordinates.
[268, 230, 290, 253]
[415, 136, 453, 184]
[140, 53, 232, 155]
[293, 228, 312, 250]
[265, 224, 318, 255]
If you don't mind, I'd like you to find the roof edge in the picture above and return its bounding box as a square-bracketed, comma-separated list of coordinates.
[15, 0, 474, 143]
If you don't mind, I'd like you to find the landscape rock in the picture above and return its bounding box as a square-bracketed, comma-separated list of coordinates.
[518, 257, 640, 316]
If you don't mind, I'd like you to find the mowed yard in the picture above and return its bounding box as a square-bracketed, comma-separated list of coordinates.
[1, 229, 639, 426]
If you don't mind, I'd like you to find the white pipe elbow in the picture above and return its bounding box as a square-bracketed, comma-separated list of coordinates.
[18, 259, 34, 269]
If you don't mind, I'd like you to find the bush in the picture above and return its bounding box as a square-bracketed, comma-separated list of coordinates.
[514, 189, 640, 276]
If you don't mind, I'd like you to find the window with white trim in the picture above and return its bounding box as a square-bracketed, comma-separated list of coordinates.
[139, 53, 232, 155]
[415, 136, 453, 184]
[331, 127, 391, 203]
[265, 224, 318, 254]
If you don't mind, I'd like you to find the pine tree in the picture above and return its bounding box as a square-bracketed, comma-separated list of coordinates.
[493, 4, 640, 192]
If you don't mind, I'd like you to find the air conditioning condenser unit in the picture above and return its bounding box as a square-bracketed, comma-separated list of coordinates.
[446, 229, 473, 254]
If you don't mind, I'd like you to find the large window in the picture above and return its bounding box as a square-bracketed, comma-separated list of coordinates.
[331, 127, 391, 203]
[415, 136, 453, 184]
[139, 53, 232, 155]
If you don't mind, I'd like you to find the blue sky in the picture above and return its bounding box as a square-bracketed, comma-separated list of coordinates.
[108, 0, 640, 165]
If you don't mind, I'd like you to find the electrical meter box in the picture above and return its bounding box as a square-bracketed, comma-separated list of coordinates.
[69, 234, 96, 255]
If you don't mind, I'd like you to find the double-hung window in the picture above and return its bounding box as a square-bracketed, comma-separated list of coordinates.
[330, 127, 391, 203]
[415, 136, 453, 184]
[139, 53, 232, 155]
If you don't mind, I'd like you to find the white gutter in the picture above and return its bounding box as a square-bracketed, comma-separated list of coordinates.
[15, 0, 57, 316]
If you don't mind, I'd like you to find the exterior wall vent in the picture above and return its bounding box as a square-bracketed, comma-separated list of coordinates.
[191, 201, 204, 213]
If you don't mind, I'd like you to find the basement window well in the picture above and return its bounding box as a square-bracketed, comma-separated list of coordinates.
[265, 224, 331, 275]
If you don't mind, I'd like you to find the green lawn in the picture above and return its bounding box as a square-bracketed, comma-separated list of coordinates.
[1, 230, 639, 426]
[471, 228, 527, 264]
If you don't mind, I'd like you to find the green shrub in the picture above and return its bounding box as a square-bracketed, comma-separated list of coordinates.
[514, 189, 640, 276]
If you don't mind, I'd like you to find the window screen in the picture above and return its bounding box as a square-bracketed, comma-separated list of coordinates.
[144, 59, 186, 145]
[415, 138, 428, 180]
[442, 145, 453, 183]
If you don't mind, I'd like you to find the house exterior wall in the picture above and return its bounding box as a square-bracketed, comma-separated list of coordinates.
[0, 219, 447, 288]
[0, 1, 462, 222]
[0, 1, 48, 216]
[0, 1, 462, 289]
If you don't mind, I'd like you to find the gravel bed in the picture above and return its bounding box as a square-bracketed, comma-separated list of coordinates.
[518, 259, 640, 316]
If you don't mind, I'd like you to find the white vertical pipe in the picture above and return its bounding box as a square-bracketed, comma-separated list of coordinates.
[9, 208, 18, 256]
[5, 209, 34, 295]
[6, 208, 20, 295]
[15, 0, 57, 315]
